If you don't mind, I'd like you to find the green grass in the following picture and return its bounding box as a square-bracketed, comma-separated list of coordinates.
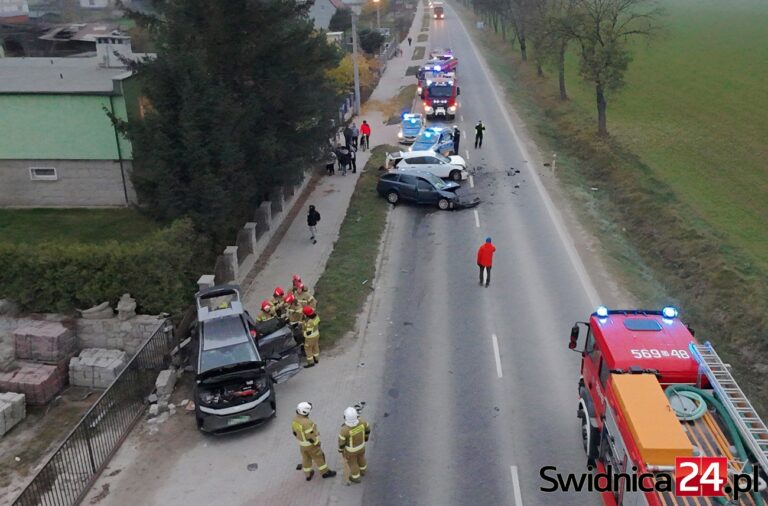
[0, 209, 159, 244]
[313, 146, 394, 346]
[406, 65, 420, 76]
[559, 0, 768, 272]
[386, 85, 418, 124]
[417, 33, 428, 42]
[412, 46, 426, 60]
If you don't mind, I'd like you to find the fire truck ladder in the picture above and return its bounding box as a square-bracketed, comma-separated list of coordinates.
[690, 342, 768, 473]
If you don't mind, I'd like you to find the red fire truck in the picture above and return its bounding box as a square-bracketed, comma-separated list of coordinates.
[568, 306, 768, 505]
[421, 74, 460, 119]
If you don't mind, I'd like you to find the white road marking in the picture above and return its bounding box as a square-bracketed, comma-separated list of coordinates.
[465, 149, 470, 161]
[454, 10, 601, 308]
[491, 334, 503, 378]
[510, 465, 524, 506]
[460, 114, 464, 122]
[473, 209, 480, 228]
[469, 174, 475, 188]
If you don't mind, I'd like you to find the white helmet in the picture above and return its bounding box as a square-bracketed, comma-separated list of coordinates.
[344, 406, 359, 427]
[296, 401, 312, 416]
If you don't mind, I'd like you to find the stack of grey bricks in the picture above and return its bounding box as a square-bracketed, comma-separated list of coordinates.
[69, 349, 129, 389]
[0, 392, 26, 436]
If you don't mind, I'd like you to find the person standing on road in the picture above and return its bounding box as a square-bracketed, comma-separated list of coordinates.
[307, 205, 321, 244]
[301, 306, 321, 367]
[452, 125, 461, 155]
[270, 286, 287, 319]
[407, 36, 412, 46]
[338, 407, 371, 484]
[351, 122, 359, 149]
[350, 147, 357, 174]
[292, 402, 337, 481]
[474, 120, 485, 149]
[338, 146, 350, 176]
[343, 125, 353, 149]
[291, 274, 303, 295]
[256, 300, 277, 322]
[477, 237, 496, 287]
[360, 120, 371, 151]
[284, 293, 303, 325]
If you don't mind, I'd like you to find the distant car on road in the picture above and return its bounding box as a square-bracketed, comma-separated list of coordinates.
[398, 113, 426, 144]
[377, 170, 460, 210]
[192, 285, 302, 434]
[386, 150, 468, 181]
[410, 126, 455, 155]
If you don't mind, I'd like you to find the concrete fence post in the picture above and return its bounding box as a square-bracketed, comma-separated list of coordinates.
[270, 187, 284, 216]
[197, 274, 215, 291]
[244, 222, 257, 255]
[223, 246, 239, 283]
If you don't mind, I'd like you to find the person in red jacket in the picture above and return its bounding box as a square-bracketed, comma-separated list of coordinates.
[477, 237, 496, 287]
[360, 120, 371, 151]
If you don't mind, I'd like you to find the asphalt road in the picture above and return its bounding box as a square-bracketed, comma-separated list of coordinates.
[361, 5, 604, 505]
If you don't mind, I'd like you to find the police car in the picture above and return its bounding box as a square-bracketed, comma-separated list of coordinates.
[397, 113, 426, 144]
[409, 127, 455, 155]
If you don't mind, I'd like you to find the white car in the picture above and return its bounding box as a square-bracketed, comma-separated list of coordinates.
[386, 150, 468, 181]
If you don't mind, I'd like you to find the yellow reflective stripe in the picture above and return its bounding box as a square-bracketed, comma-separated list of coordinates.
[304, 424, 315, 434]
[359, 465, 367, 471]
[346, 441, 365, 452]
[318, 464, 328, 471]
[298, 441, 313, 447]
[338, 434, 346, 441]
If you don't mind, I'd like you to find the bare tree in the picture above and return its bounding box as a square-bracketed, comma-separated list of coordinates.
[507, 0, 534, 61]
[525, 0, 578, 98]
[567, 0, 662, 135]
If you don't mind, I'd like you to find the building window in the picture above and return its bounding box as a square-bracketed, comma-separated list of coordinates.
[29, 167, 58, 181]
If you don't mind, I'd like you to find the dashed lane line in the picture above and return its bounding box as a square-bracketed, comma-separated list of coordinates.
[491, 333, 503, 378]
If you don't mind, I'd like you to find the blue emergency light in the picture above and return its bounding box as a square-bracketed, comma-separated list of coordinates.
[596, 306, 609, 318]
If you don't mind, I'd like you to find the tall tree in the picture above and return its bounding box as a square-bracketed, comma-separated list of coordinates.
[118, 0, 341, 244]
[567, 0, 661, 135]
[527, 0, 577, 99]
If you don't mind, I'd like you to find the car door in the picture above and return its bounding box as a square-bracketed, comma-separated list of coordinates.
[422, 156, 448, 177]
[415, 177, 439, 204]
[397, 173, 419, 201]
[404, 155, 425, 171]
[257, 326, 301, 384]
[439, 132, 454, 154]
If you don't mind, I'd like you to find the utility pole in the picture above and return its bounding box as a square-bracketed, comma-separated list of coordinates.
[350, 7, 362, 115]
[373, 0, 380, 29]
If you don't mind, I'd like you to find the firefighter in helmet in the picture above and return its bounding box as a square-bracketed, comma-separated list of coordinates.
[292, 402, 337, 481]
[256, 300, 276, 322]
[291, 274, 303, 296]
[284, 293, 303, 325]
[338, 406, 371, 484]
[301, 306, 321, 367]
[296, 284, 317, 310]
[270, 286, 287, 319]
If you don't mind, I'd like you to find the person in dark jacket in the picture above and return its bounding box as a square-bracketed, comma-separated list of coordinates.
[350, 147, 357, 173]
[474, 121, 485, 149]
[452, 125, 461, 155]
[307, 205, 321, 244]
[343, 126, 353, 149]
[336, 146, 350, 176]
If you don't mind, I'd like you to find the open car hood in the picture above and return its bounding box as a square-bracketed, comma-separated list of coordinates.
[197, 361, 264, 383]
[441, 181, 460, 192]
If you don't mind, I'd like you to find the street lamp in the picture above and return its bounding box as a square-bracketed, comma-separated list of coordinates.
[343, 0, 363, 116]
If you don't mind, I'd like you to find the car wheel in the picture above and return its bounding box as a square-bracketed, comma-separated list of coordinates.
[386, 191, 399, 204]
[450, 170, 462, 182]
[438, 198, 450, 210]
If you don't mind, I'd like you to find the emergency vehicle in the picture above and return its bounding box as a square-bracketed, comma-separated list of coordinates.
[433, 2, 444, 19]
[422, 74, 460, 119]
[568, 306, 768, 505]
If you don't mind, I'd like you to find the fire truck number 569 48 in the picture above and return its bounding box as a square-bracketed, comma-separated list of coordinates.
[630, 348, 690, 359]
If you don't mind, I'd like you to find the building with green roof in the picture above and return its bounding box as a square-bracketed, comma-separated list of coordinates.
[0, 36, 150, 207]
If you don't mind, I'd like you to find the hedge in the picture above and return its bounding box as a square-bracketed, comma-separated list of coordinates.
[0, 219, 207, 315]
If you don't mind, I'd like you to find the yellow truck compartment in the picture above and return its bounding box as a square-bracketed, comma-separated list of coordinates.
[611, 374, 694, 466]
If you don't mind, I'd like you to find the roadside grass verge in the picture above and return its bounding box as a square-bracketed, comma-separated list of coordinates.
[314, 146, 394, 346]
[412, 46, 425, 60]
[406, 65, 420, 76]
[417, 33, 428, 42]
[451, 0, 768, 414]
[0, 208, 159, 244]
[365, 85, 418, 125]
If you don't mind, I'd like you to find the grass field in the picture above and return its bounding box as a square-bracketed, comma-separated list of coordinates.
[0, 209, 159, 244]
[560, 0, 768, 271]
[412, 45, 426, 60]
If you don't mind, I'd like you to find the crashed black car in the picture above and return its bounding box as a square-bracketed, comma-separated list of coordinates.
[191, 285, 302, 434]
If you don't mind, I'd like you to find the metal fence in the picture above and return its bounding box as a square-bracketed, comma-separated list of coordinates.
[13, 319, 175, 506]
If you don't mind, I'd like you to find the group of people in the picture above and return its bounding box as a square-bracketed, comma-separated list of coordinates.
[255, 274, 322, 368]
[292, 402, 372, 484]
[326, 120, 372, 176]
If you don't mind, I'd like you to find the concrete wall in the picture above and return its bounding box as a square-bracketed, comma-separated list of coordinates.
[0, 159, 135, 207]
